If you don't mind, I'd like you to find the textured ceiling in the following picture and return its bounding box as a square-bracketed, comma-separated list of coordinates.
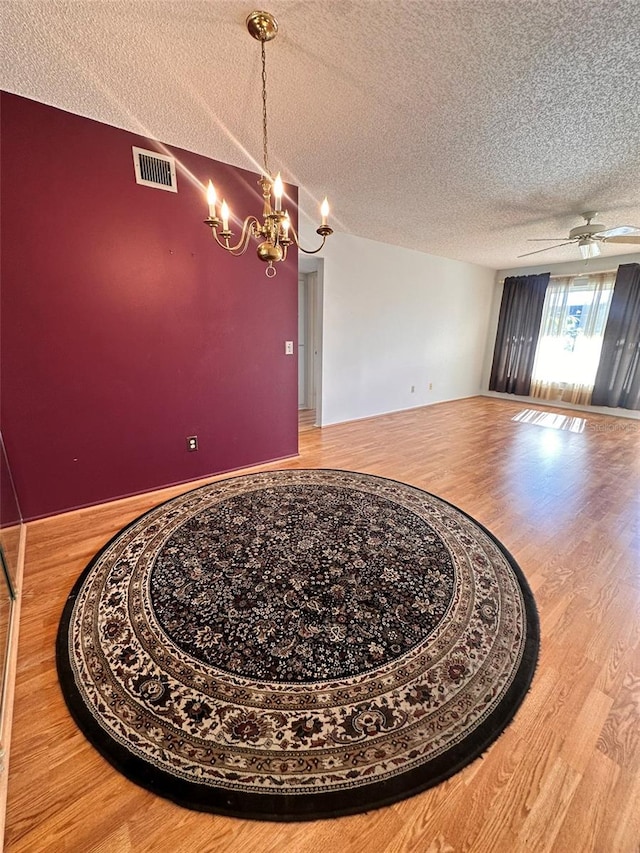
[2, 0, 640, 270]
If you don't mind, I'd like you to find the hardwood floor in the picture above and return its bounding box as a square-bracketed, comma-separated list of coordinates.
[5, 396, 640, 852]
[298, 408, 317, 432]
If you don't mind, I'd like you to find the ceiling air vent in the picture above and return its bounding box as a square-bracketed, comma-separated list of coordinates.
[132, 146, 177, 192]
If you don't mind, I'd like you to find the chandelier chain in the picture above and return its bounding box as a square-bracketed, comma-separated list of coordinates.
[261, 39, 270, 177]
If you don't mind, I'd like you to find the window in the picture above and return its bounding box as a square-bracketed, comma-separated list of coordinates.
[530, 272, 615, 405]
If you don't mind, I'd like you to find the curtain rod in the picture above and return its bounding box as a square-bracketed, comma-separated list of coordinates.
[549, 269, 618, 280]
[498, 268, 619, 285]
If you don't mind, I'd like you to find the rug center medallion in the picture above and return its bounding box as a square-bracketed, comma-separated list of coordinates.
[150, 485, 455, 681]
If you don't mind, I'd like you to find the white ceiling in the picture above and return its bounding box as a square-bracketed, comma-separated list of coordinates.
[2, 0, 640, 270]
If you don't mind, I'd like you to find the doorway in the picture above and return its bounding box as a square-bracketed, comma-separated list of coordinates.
[297, 258, 323, 431]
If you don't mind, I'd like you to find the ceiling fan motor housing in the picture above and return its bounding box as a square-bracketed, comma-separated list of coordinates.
[569, 222, 605, 239]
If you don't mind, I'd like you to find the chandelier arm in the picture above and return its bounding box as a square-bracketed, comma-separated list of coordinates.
[288, 221, 331, 255]
[297, 238, 328, 256]
[210, 217, 261, 256]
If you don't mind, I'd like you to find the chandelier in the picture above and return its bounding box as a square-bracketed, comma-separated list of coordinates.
[204, 10, 333, 277]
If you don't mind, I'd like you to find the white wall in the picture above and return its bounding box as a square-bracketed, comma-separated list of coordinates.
[480, 252, 640, 419]
[299, 226, 495, 426]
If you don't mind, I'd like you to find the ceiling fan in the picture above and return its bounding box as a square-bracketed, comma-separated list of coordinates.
[518, 212, 640, 259]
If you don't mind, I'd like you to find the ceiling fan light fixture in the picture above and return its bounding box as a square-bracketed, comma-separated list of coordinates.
[578, 238, 601, 260]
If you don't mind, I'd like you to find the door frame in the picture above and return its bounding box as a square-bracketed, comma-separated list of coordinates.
[298, 258, 324, 426]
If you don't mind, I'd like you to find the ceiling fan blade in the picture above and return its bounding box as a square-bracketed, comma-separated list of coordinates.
[601, 235, 640, 244]
[594, 225, 640, 238]
[517, 241, 576, 258]
[526, 238, 568, 242]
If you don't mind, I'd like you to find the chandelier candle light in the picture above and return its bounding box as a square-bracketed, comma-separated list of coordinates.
[204, 11, 333, 277]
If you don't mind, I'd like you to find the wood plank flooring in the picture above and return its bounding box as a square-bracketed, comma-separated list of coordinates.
[298, 408, 317, 432]
[5, 396, 640, 852]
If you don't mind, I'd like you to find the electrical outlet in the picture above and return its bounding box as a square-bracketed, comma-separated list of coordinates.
[186, 435, 198, 452]
[410, 385, 415, 393]
[285, 341, 294, 355]
[429, 382, 433, 391]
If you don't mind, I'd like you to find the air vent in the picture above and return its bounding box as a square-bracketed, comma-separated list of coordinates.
[132, 146, 177, 192]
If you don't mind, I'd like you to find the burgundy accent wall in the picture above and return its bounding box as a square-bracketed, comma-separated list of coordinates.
[1, 93, 298, 520]
[0, 436, 21, 527]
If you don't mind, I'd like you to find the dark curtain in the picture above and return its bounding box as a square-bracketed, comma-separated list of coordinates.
[489, 273, 550, 395]
[591, 263, 640, 410]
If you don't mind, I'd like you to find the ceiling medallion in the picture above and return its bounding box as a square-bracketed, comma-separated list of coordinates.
[204, 11, 332, 277]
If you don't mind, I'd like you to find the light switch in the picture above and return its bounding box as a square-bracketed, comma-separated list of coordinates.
[285, 341, 294, 355]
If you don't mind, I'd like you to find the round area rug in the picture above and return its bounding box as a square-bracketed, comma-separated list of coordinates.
[56, 469, 539, 821]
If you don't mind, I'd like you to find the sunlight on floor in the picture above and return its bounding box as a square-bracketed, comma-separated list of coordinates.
[512, 408, 587, 433]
